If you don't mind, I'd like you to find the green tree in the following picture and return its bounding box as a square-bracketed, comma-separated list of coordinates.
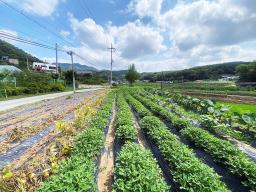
[236, 63, 256, 82]
[125, 64, 139, 85]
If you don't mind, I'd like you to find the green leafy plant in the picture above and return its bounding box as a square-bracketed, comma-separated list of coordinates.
[115, 93, 137, 142]
[181, 127, 256, 190]
[140, 116, 229, 192]
[113, 142, 169, 192]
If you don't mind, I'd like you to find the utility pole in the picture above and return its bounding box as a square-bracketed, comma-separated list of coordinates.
[26, 57, 29, 71]
[161, 71, 164, 95]
[55, 43, 59, 76]
[108, 43, 116, 86]
[67, 51, 75, 94]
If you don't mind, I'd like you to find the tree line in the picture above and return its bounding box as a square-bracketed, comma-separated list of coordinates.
[236, 62, 256, 82]
[141, 61, 256, 82]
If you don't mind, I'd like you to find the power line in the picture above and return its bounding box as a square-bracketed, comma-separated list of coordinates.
[0, 0, 103, 69]
[0, 32, 67, 52]
[72, 52, 99, 68]
[0, 25, 63, 47]
[0, 0, 75, 47]
[0, 32, 99, 69]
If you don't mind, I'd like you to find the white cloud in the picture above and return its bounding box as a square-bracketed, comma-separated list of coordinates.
[123, 0, 256, 71]
[159, 0, 256, 50]
[7, 0, 62, 17]
[41, 0, 256, 72]
[67, 14, 165, 68]
[68, 13, 112, 50]
[60, 30, 70, 38]
[127, 0, 164, 18]
[110, 20, 165, 59]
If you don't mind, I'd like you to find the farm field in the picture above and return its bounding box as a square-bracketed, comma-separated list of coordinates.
[0, 87, 256, 192]
[135, 81, 256, 103]
[0, 89, 108, 191]
[1, 0, 256, 191]
[216, 101, 256, 114]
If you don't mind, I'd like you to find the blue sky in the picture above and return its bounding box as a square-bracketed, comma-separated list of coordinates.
[0, 0, 255, 72]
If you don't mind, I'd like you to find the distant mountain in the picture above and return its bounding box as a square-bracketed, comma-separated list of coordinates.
[0, 39, 41, 69]
[58, 63, 98, 72]
[141, 61, 252, 82]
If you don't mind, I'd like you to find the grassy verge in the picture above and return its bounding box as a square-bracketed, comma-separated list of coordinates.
[216, 101, 256, 114]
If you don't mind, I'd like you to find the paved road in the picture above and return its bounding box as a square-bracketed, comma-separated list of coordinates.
[0, 88, 103, 112]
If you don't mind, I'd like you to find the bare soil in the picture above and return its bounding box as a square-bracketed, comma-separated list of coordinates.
[132, 112, 149, 149]
[183, 91, 256, 104]
[97, 102, 116, 192]
[0, 90, 106, 169]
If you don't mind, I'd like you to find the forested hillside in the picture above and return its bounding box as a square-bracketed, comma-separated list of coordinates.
[58, 63, 98, 72]
[141, 61, 252, 82]
[0, 39, 41, 69]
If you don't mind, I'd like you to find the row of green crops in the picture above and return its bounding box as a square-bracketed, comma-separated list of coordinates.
[115, 93, 137, 142]
[140, 116, 229, 191]
[142, 90, 251, 143]
[37, 92, 114, 192]
[125, 94, 153, 118]
[181, 127, 256, 190]
[134, 90, 256, 191]
[169, 93, 256, 135]
[125, 93, 152, 118]
[132, 91, 190, 131]
[113, 92, 169, 191]
[113, 142, 169, 192]
[126, 92, 228, 191]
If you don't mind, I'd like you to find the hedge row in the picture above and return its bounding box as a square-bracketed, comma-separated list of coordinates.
[3, 83, 65, 96]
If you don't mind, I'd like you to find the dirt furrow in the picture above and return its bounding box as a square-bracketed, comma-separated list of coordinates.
[132, 112, 149, 149]
[97, 102, 116, 192]
[0, 92, 104, 154]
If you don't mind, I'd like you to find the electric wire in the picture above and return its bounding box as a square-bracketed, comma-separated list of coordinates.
[0, 1, 103, 68]
[0, 0, 75, 47]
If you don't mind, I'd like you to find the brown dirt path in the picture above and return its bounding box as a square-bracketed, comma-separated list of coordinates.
[97, 102, 116, 192]
[132, 113, 149, 149]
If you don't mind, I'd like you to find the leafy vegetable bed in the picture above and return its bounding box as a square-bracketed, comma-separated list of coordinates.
[113, 142, 169, 192]
[142, 90, 252, 143]
[113, 92, 169, 191]
[140, 116, 229, 191]
[182, 127, 256, 190]
[115, 93, 137, 142]
[135, 89, 256, 191]
[37, 92, 114, 191]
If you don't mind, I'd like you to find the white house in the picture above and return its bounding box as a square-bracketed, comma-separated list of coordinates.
[0, 56, 19, 65]
[32, 62, 57, 73]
